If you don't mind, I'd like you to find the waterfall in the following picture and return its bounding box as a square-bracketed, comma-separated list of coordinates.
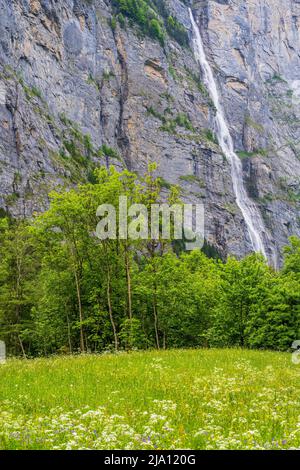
[189, 8, 267, 259]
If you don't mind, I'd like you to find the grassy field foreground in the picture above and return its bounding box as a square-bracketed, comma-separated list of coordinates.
[0, 349, 299, 450]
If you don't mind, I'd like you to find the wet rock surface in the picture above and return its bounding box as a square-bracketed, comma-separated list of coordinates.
[0, 0, 299, 261]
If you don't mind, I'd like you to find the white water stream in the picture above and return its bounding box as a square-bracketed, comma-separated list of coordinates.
[189, 9, 267, 258]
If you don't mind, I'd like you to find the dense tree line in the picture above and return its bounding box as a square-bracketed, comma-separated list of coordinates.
[0, 165, 299, 357]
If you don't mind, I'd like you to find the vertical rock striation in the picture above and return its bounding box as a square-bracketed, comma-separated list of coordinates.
[0, 0, 299, 261]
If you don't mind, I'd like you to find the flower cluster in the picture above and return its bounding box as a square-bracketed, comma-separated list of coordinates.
[0, 399, 179, 450]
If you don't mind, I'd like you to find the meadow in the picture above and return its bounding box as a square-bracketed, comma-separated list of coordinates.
[0, 349, 299, 450]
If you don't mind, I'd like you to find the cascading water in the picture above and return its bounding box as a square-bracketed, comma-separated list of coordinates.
[189, 8, 267, 259]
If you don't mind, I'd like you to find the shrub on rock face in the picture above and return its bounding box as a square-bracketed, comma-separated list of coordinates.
[111, 0, 188, 47]
[166, 15, 189, 47]
[149, 18, 165, 45]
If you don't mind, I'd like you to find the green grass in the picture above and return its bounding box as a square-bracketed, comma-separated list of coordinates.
[0, 349, 299, 450]
[237, 149, 268, 159]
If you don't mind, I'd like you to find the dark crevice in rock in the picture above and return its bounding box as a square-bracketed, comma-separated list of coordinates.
[243, 159, 260, 200]
[6, 83, 22, 160]
[114, 32, 131, 169]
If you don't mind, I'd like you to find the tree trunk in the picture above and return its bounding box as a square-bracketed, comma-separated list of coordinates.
[74, 268, 85, 353]
[125, 248, 132, 320]
[66, 311, 72, 354]
[18, 335, 27, 359]
[107, 267, 119, 351]
[153, 296, 160, 349]
[163, 331, 166, 350]
[152, 261, 160, 349]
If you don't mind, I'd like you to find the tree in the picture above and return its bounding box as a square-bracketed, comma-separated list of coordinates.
[34, 189, 92, 352]
[283, 236, 300, 275]
[0, 219, 37, 356]
[207, 254, 270, 348]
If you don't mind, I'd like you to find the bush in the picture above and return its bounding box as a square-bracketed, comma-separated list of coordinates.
[166, 15, 189, 47]
[111, 0, 188, 47]
[99, 144, 120, 159]
[119, 318, 148, 350]
[149, 18, 165, 45]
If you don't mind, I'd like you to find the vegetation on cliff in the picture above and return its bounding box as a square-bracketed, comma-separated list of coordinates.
[111, 0, 189, 46]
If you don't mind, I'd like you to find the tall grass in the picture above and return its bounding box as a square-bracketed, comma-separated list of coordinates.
[0, 349, 299, 449]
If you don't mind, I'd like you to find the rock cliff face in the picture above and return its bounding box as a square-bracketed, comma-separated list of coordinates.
[0, 0, 299, 261]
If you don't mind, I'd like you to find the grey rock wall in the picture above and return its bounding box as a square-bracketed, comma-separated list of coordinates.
[0, 0, 299, 261]
[193, 0, 300, 260]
